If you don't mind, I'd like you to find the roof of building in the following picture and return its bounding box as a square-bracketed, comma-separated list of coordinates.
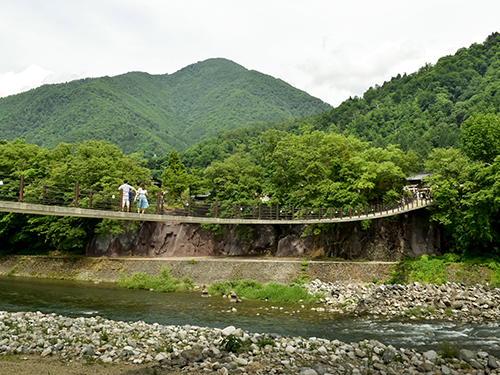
[407, 172, 435, 181]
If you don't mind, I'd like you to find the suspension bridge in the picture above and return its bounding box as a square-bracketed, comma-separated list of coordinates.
[0, 174, 431, 225]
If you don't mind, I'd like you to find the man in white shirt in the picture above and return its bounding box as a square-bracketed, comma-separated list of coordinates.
[118, 180, 136, 212]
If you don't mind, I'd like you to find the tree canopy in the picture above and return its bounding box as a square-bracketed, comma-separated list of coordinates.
[0, 139, 151, 254]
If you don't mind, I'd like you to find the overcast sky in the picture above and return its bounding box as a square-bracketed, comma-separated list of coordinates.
[1, 0, 499, 106]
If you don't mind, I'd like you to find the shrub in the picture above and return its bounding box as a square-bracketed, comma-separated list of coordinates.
[220, 334, 244, 353]
[290, 273, 311, 285]
[439, 341, 459, 358]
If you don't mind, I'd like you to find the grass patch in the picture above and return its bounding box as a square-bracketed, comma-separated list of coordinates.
[207, 279, 320, 303]
[387, 253, 500, 286]
[117, 267, 194, 292]
[257, 338, 276, 349]
[0, 354, 23, 363]
[405, 308, 422, 316]
[407, 255, 447, 284]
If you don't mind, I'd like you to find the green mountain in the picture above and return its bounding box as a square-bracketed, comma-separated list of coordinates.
[0, 58, 331, 158]
[181, 32, 500, 170]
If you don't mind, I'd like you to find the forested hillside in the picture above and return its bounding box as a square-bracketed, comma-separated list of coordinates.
[181, 32, 500, 171]
[0, 58, 331, 158]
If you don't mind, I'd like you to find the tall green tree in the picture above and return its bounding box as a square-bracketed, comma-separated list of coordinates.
[461, 113, 500, 164]
[161, 150, 190, 199]
[204, 153, 264, 204]
[426, 147, 500, 255]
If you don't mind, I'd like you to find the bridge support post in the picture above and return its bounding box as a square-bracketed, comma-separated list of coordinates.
[89, 189, 93, 209]
[330, 207, 333, 220]
[291, 206, 294, 220]
[18, 174, 24, 203]
[74, 182, 79, 208]
[258, 203, 261, 220]
[349, 207, 352, 219]
[365, 206, 368, 217]
[43, 184, 47, 205]
[276, 205, 279, 220]
[156, 192, 160, 214]
[340, 207, 343, 219]
[188, 197, 192, 217]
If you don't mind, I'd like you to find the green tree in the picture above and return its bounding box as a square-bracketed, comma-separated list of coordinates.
[461, 113, 500, 164]
[161, 149, 190, 199]
[425, 148, 500, 255]
[0, 139, 48, 177]
[204, 153, 263, 204]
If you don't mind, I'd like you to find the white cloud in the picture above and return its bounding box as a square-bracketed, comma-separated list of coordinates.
[0, 65, 54, 98]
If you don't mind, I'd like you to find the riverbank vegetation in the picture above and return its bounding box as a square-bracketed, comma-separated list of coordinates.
[116, 270, 320, 303]
[207, 279, 321, 303]
[117, 267, 194, 292]
[387, 254, 500, 288]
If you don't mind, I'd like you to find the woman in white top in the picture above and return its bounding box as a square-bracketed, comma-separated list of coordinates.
[136, 183, 149, 214]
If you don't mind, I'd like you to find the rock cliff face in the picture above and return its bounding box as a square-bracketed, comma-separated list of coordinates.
[86, 209, 440, 260]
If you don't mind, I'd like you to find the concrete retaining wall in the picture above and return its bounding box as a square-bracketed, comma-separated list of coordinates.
[0, 255, 395, 285]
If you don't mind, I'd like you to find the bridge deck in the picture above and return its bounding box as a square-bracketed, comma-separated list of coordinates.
[0, 199, 432, 224]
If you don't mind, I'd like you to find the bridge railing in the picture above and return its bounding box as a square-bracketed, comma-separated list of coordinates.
[0, 173, 432, 222]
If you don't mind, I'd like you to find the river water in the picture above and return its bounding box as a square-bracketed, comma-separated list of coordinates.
[1, 276, 499, 355]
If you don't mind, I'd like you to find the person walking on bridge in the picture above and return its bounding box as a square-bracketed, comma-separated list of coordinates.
[136, 183, 149, 214]
[118, 180, 136, 212]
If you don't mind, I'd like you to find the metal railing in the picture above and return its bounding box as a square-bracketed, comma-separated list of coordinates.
[0, 173, 432, 222]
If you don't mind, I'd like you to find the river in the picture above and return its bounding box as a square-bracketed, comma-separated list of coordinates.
[1, 276, 499, 355]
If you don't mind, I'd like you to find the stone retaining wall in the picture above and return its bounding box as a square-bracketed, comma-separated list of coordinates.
[0, 255, 395, 285]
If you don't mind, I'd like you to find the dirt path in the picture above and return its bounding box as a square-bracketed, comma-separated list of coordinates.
[0, 355, 197, 375]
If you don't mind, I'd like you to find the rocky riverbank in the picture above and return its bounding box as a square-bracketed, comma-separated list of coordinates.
[305, 279, 500, 324]
[0, 310, 499, 375]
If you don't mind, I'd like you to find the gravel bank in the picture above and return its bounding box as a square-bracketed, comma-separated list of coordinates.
[304, 279, 500, 324]
[0, 308, 499, 375]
